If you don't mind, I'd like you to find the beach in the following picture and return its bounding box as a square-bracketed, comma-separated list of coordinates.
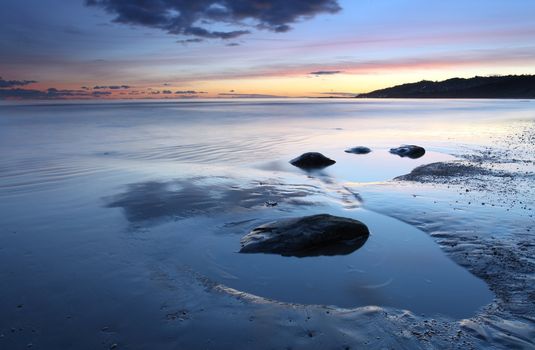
[0, 99, 534, 349]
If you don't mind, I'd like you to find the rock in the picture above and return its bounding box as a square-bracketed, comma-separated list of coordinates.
[389, 145, 426, 159]
[289, 152, 335, 169]
[395, 161, 493, 182]
[345, 146, 371, 154]
[239, 214, 369, 257]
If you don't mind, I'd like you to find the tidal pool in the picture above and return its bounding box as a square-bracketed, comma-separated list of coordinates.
[113, 177, 493, 319]
[215, 211, 492, 318]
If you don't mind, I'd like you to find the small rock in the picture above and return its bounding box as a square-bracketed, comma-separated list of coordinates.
[344, 146, 371, 154]
[289, 152, 336, 169]
[390, 145, 426, 159]
[265, 200, 278, 207]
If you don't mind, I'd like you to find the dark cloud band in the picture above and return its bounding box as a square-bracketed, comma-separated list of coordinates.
[309, 70, 342, 75]
[0, 88, 105, 99]
[175, 90, 206, 94]
[0, 86, 120, 99]
[0, 77, 38, 88]
[86, 0, 341, 39]
[93, 85, 130, 89]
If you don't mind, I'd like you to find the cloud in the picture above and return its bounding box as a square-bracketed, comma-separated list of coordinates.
[175, 90, 206, 94]
[0, 88, 93, 100]
[93, 85, 130, 89]
[85, 0, 341, 39]
[177, 38, 204, 45]
[0, 77, 38, 88]
[0, 88, 46, 99]
[0, 79, 121, 99]
[92, 91, 112, 96]
[309, 70, 342, 75]
[0, 79, 208, 100]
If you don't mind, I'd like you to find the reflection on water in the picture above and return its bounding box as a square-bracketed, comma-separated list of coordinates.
[105, 178, 321, 223]
[106, 176, 492, 317]
[268, 234, 368, 258]
[257, 149, 454, 183]
[1, 99, 520, 329]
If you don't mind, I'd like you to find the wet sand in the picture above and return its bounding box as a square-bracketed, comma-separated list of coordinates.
[0, 99, 534, 349]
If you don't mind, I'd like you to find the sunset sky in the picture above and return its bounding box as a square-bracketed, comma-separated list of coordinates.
[1, 0, 535, 99]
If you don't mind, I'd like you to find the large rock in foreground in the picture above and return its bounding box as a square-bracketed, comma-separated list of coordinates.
[389, 145, 426, 159]
[289, 152, 336, 169]
[239, 214, 369, 257]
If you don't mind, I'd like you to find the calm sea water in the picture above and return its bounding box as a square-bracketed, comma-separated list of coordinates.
[2, 99, 531, 334]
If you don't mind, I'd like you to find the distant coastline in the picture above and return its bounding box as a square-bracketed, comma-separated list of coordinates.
[355, 75, 535, 99]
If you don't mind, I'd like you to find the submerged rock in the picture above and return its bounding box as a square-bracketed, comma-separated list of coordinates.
[239, 214, 369, 257]
[395, 161, 495, 182]
[289, 152, 336, 169]
[390, 145, 426, 159]
[345, 146, 372, 154]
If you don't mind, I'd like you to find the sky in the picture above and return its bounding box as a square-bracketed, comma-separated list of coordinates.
[1, 0, 535, 99]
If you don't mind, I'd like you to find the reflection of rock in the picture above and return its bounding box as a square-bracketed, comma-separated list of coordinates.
[345, 146, 371, 154]
[239, 214, 369, 257]
[289, 152, 335, 169]
[390, 145, 426, 159]
[105, 179, 319, 224]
